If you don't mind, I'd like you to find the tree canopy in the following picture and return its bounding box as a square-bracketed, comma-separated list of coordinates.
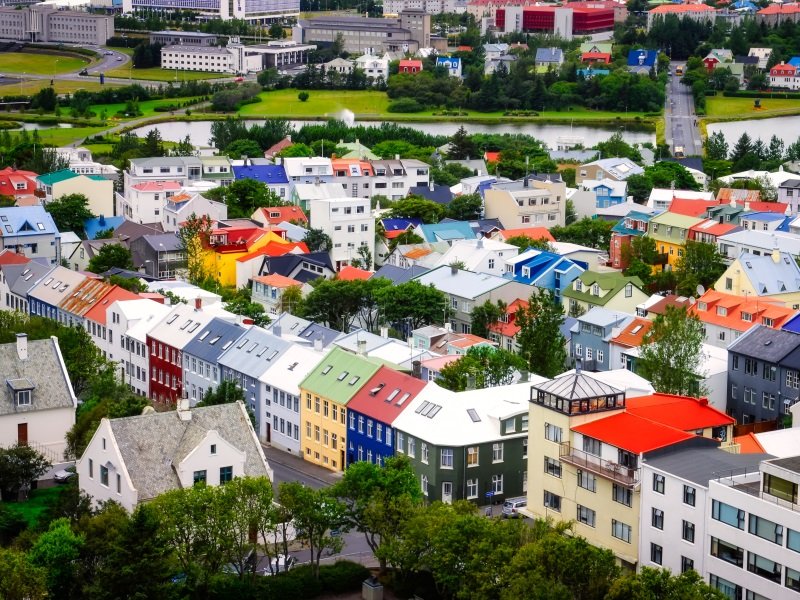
[87, 244, 134, 275]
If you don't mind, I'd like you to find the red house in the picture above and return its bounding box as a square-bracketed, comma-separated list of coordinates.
[581, 51, 611, 64]
[398, 59, 423, 74]
[0, 167, 38, 203]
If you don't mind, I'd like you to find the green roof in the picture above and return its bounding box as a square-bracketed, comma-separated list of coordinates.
[37, 169, 79, 185]
[87, 175, 108, 181]
[648, 212, 704, 243]
[299, 346, 383, 405]
[562, 271, 644, 306]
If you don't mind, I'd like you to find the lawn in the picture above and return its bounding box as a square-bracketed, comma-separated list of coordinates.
[95, 66, 227, 82]
[10, 125, 107, 147]
[89, 96, 202, 120]
[0, 79, 119, 96]
[706, 96, 800, 118]
[0, 52, 88, 75]
[1, 486, 63, 528]
[238, 88, 390, 117]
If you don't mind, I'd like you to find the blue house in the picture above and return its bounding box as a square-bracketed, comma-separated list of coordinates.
[569, 307, 633, 372]
[504, 247, 584, 301]
[345, 365, 427, 466]
[627, 49, 658, 74]
[415, 221, 476, 243]
[232, 163, 291, 200]
[436, 56, 462, 77]
[83, 215, 125, 240]
[0, 206, 61, 265]
[582, 178, 627, 209]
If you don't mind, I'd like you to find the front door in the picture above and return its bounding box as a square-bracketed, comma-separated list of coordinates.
[17, 422, 28, 445]
[442, 481, 453, 504]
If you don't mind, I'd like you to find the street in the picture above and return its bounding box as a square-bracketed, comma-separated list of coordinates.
[665, 63, 703, 157]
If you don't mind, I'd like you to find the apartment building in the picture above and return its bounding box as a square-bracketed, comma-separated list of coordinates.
[123, 0, 300, 23]
[647, 212, 704, 271]
[123, 156, 231, 192]
[562, 271, 648, 317]
[161, 45, 235, 73]
[717, 231, 800, 265]
[0, 6, 114, 44]
[163, 192, 227, 232]
[309, 197, 373, 270]
[383, 0, 467, 15]
[576, 158, 644, 185]
[484, 176, 567, 229]
[609, 210, 655, 270]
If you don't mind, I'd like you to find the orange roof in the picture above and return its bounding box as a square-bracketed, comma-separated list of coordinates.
[338, 265, 372, 281]
[650, 3, 715, 13]
[255, 205, 309, 226]
[252, 273, 303, 288]
[759, 3, 800, 14]
[716, 188, 761, 203]
[330, 158, 373, 176]
[399, 59, 423, 67]
[626, 393, 734, 431]
[668, 198, 720, 217]
[573, 412, 695, 454]
[611, 317, 652, 348]
[0, 249, 29, 266]
[404, 247, 433, 260]
[735, 432, 766, 453]
[264, 136, 293, 159]
[448, 333, 495, 349]
[690, 289, 794, 333]
[581, 51, 611, 61]
[484, 151, 501, 163]
[58, 278, 114, 318]
[497, 227, 555, 242]
[234, 240, 309, 263]
[457, 45, 473, 52]
[385, 229, 410, 240]
[84, 286, 140, 325]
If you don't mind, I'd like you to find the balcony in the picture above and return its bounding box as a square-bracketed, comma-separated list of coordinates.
[559, 442, 639, 487]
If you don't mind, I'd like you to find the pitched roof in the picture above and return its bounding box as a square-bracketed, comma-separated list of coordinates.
[533, 370, 623, 400]
[495, 227, 555, 242]
[727, 325, 800, 361]
[734, 432, 766, 454]
[662, 199, 718, 218]
[650, 3, 715, 12]
[413, 265, 511, 299]
[252, 273, 303, 288]
[264, 137, 294, 159]
[691, 290, 795, 333]
[488, 298, 528, 338]
[734, 251, 800, 295]
[0, 205, 59, 236]
[106, 402, 269, 502]
[0, 249, 29, 265]
[83, 286, 139, 326]
[36, 169, 79, 186]
[131, 181, 182, 192]
[253, 205, 308, 226]
[337, 265, 372, 281]
[562, 271, 644, 306]
[346, 365, 427, 425]
[611, 317, 652, 348]
[183, 317, 246, 364]
[625, 393, 734, 430]
[233, 164, 289, 185]
[148, 304, 219, 350]
[573, 412, 695, 454]
[217, 326, 292, 378]
[535, 47, 563, 62]
[299, 346, 382, 405]
[58, 277, 114, 318]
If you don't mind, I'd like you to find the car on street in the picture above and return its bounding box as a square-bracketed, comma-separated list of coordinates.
[104, 51, 112, 55]
[502, 496, 527, 518]
[116, 56, 123, 61]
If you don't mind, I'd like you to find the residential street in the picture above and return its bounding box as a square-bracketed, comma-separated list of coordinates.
[665, 62, 703, 157]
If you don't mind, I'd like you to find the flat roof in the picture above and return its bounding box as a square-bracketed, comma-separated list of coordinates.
[646, 447, 772, 486]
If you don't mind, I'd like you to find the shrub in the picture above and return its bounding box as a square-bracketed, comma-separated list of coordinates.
[387, 97, 424, 113]
[298, 91, 309, 102]
[319, 561, 370, 594]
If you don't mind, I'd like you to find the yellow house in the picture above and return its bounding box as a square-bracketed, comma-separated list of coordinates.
[37, 169, 114, 217]
[646, 212, 703, 272]
[714, 249, 800, 309]
[298, 347, 382, 472]
[201, 225, 289, 287]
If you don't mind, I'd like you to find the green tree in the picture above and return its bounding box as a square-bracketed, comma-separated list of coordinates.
[224, 139, 263, 158]
[638, 306, 706, 397]
[673, 241, 726, 297]
[376, 280, 447, 330]
[445, 193, 482, 220]
[549, 218, 613, 249]
[304, 227, 333, 252]
[197, 380, 245, 406]
[28, 518, 84, 599]
[447, 125, 477, 159]
[606, 567, 726, 600]
[45, 193, 94, 237]
[333, 455, 421, 575]
[298, 91, 310, 102]
[438, 346, 526, 391]
[387, 230, 424, 252]
[301, 279, 369, 331]
[595, 132, 643, 163]
[0, 547, 47, 600]
[31, 86, 58, 111]
[280, 284, 304, 314]
[0, 444, 50, 501]
[514, 290, 567, 378]
[705, 131, 729, 161]
[268, 22, 285, 39]
[220, 476, 276, 579]
[505, 235, 553, 251]
[87, 244, 134, 274]
[206, 178, 285, 218]
[224, 287, 271, 327]
[177, 213, 212, 284]
[388, 195, 446, 223]
[470, 299, 505, 339]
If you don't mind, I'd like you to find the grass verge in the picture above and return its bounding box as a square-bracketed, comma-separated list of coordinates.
[0, 52, 88, 75]
[91, 66, 226, 82]
[1, 486, 62, 528]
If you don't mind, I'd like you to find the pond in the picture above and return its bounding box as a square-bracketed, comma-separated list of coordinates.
[707, 115, 800, 147]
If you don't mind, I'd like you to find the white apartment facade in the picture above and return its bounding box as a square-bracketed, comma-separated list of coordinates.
[484, 177, 567, 229]
[383, 0, 467, 14]
[123, 0, 300, 23]
[309, 197, 374, 270]
[161, 45, 235, 73]
[117, 181, 182, 224]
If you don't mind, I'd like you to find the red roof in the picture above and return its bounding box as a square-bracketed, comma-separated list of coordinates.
[484, 151, 501, 163]
[0, 167, 38, 198]
[457, 45, 473, 52]
[581, 52, 611, 62]
[254, 205, 309, 226]
[385, 229, 410, 240]
[759, 3, 800, 14]
[338, 265, 372, 281]
[646, 294, 691, 316]
[0, 249, 30, 266]
[131, 181, 182, 192]
[207, 227, 269, 253]
[84, 286, 140, 326]
[625, 393, 734, 431]
[264, 137, 294, 159]
[610, 317, 652, 348]
[689, 289, 794, 333]
[668, 198, 720, 217]
[650, 3, 716, 13]
[573, 412, 695, 454]
[735, 432, 766, 453]
[689, 219, 741, 238]
[497, 227, 555, 242]
[346, 365, 427, 424]
[489, 298, 529, 338]
[399, 60, 423, 71]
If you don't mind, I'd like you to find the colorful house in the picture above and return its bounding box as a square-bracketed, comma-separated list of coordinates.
[299, 347, 382, 472]
[202, 225, 292, 287]
[503, 248, 584, 301]
[609, 210, 655, 270]
[714, 250, 800, 308]
[398, 59, 423, 73]
[562, 271, 649, 317]
[646, 211, 704, 271]
[435, 56, 462, 77]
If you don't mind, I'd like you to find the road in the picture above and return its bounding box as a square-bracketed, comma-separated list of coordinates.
[665, 62, 703, 157]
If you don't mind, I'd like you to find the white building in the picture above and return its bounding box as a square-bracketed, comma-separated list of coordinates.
[162, 191, 227, 232]
[161, 45, 235, 73]
[383, 0, 466, 14]
[717, 230, 800, 263]
[646, 188, 715, 211]
[309, 197, 374, 270]
[77, 401, 273, 511]
[117, 180, 182, 225]
[123, 0, 300, 23]
[56, 147, 119, 177]
[432, 237, 519, 277]
[354, 53, 389, 83]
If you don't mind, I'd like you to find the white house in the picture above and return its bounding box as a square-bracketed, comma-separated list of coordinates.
[309, 196, 374, 270]
[77, 401, 273, 511]
[117, 180, 182, 224]
[431, 238, 519, 277]
[0, 334, 76, 464]
[162, 192, 227, 232]
[354, 53, 389, 83]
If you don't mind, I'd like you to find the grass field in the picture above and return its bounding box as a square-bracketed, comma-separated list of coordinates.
[706, 96, 800, 118]
[10, 125, 107, 146]
[1, 486, 63, 528]
[0, 79, 119, 97]
[89, 96, 202, 120]
[94, 66, 226, 82]
[0, 52, 88, 75]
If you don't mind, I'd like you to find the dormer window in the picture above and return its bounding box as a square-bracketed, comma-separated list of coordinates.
[16, 390, 31, 406]
[717, 307, 727, 317]
[575, 280, 583, 292]
[592, 284, 600, 296]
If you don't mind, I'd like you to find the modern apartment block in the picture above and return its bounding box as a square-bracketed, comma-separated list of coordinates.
[308, 197, 374, 270]
[123, 0, 300, 23]
[0, 6, 114, 44]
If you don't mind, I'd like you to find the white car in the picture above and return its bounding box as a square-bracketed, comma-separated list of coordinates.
[116, 56, 123, 61]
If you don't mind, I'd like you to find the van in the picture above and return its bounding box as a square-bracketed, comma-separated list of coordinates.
[502, 497, 527, 518]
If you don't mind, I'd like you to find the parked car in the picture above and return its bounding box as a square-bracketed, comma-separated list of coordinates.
[502, 497, 527, 518]
[116, 56, 123, 61]
[104, 51, 113, 56]
[54, 467, 76, 483]
[261, 554, 296, 576]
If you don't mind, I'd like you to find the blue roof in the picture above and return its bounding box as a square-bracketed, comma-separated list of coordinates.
[741, 211, 785, 222]
[627, 49, 657, 67]
[84, 215, 125, 239]
[232, 164, 289, 185]
[507, 249, 582, 285]
[731, 0, 757, 10]
[381, 217, 422, 232]
[0, 206, 59, 236]
[372, 264, 430, 285]
[183, 317, 246, 364]
[535, 47, 563, 63]
[782, 313, 800, 334]
[577, 68, 610, 78]
[418, 221, 476, 243]
[436, 56, 461, 67]
[777, 216, 793, 233]
[788, 57, 800, 68]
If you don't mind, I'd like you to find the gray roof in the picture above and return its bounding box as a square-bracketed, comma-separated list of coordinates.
[728, 325, 800, 362]
[646, 447, 772, 487]
[297, 322, 342, 348]
[334, 329, 392, 354]
[736, 251, 800, 295]
[766, 455, 800, 475]
[266, 312, 312, 336]
[780, 179, 800, 190]
[535, 47, 563, 63]
[533, 370, 623, 401]
[5, 262, 51, 297]
[413, 265, 510, 299]
[372, 264, 430, 284]
[217, 327, 292, 378]
[183, 318, 246, 364]
[577, 306, 631, 328]
[130, 156, 201, 168]
[108, 402, 268, 502]
[0, 336, 75, 416]
[141, 233, 181, 252]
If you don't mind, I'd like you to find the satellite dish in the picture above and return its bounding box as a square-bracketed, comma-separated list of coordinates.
[689, 296, 696, 305]
[696, 284, 706, 296]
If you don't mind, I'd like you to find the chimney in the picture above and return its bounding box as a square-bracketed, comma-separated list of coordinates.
[744, 201, 751, 211]
[357, 339, 367, 356]
[477, 236, 484, 249]
[313, 336, 323, 351]
[16, 333, 27, 361]
[450, 264, 458, 275]
[177, 397, 192, 420]
[99, 215, 106, 226]
[444, 322, 452, 333]
[380, 326, 388, 338]
[772, 246, 781, 263]
[195, 297, 202, 309]
[523, 177, 529, 188]
[412, 359, 421, 379]
[273, 325, 282, 338]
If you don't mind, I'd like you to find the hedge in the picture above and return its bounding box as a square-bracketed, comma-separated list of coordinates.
[723, 90, 800, 99]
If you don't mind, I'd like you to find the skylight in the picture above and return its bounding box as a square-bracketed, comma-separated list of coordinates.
[199, 331, 210, 341]
[222, 340, 233, 350]
[369, 384, 385, 396]
[256, 347, 267, 357]
[52, 280, 61, 289]
[268, 350, 278, 360]
[209, 336, 221, 345]
[348, 376, 360, 386]
[188, 323, 200, 333]
[427, 405, 442, 418]
[467, 408, 481, 422]
[166, 315, 178, 324]
[247, 342, 259, 353]
[180, 320, 191, 330]
[322, 365, 333, 375]
[631, 325, 642, 334]
[396, 392, 411, 406]
[43, 278, 53, 286]
[386, 388, 400, 403]
[237, 339, 248, 349]
[337, 371, 349, 381]
[415, 401, 431, 414]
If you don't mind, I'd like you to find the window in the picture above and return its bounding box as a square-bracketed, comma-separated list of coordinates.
[543, 490, 561, 511]
[16, 390, 31, 406]
[749, 514, 783, 545]
[116, 473, 121, 494]
[467, 478, 478, 499]
[762, 392, 776, 411]
[710, 537, 744, 567]
[652, 508, 664, 530]
[397, 431, 404, 452]
[467, 446, 479, 466]
[582, 436, 601, 456]
[611, 520, 632, 543]
[577, 505, 596, 527]
[612, 484, 632, 506]
[193, 470, 207, 484]
[787, 567, 800, 593]
[683, 484, 696, 506]
[763, 364, 777, 381]
[788, 529, 800, 553]
[544, 423, 562, 442]
[407, 437, 416, 457]
[210, 444, 217, 455]
[747, 552, 782, 584]
[650, 543, 663, 565]
[544, 456, 562, 478]
[421, 442, 428, 464]
[491, 474, 503, 494]
[421, 474, 428, 496]
[441, 448, 453, 468]
[787, 369, 800, 389]
[100, 465, 109, 487]
[709, 574, 741, 599]
[681, 556, 694, 573]
[712, 500, 745, 529]
[219, 466, 233, 484]
[577, 469, 596, 492]
[653, 473, 665, 494]
[682, 520, 695, 543]
[492, 442, 504, 462]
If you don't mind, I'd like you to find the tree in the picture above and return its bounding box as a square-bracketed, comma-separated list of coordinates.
[0, 547, 48, 600]
[87, 244, 134, 274]
[28, 518, 84, 599]
[219, 476, 276, 579]
[31, 86, 58, 111]
[45, 193, 94, 238]
[224, 139, 263, 158]
[445, 193, 482, 220]
[280, 285, 304, 314]
[638, 306, 706, 397]
[268, 21, 285, 39]
[177, 213, 212, 284]
[447, 125, 477, 159]
[673, 241, 726, 297]
[197, 380, 245, 406]
[206, 178, 284, 219]
[224, 287, 271, 327]
[376, 280, 447, 330]
[470, 299, 504, 339]
[438, 346, 526, 391]
[514, 290, 567, 378]
[298, 91, 310, 102]
[594, 132, 643, 163]
[0, 444, 51, 501]
[304, 227, 333, 253]
[705, 131, 729, 161]
[505, 235, 552, 251]
[549, 218, 613, 249]
[388, 195, 446, 223]
[279, 482, 347, 579]
[606, 567, 726, 600]
[350, 245, 373, 271]
[301, 279, 369, 331]
[333, 455, 421, 575]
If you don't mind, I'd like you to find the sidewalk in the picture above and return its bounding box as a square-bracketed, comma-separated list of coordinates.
[262, 443, 343, 487]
